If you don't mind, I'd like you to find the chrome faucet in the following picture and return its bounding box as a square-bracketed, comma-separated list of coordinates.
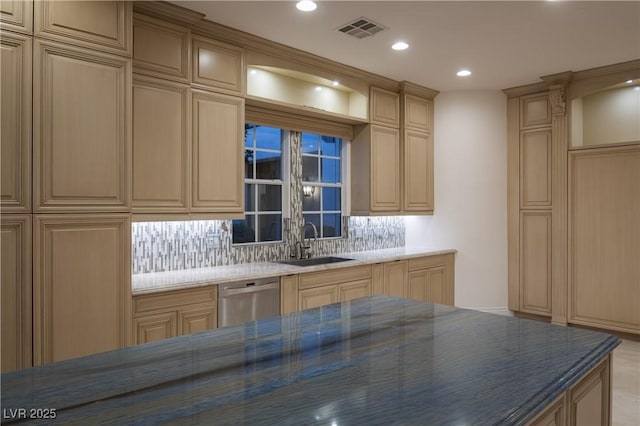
[296, 222, 318, 259]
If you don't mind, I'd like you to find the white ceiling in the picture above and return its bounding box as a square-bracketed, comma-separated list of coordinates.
[171, 1, 640, 91]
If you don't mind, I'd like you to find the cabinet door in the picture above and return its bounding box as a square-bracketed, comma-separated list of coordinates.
[1, 215, 31, 372]
[33, 40, 131, 213]
[520, 93, 551, 129]
[33, 214, 131, 365]
[133, 13, 190, 82]
[404, 129, 433, 212]
[299, 285, 338, 310]
[520, 211, 552, 316]
[134, 312, 177, 345]
[568, 357, 611, 426]
[370, 86, 399, 127]
[191, 90, 244, 216]
[371, 125, 401, 212]
[34, 0, 131, 56]
[408, 269, 428, 302]
[132, 76, 189, 213]
[520, 129, 552, 208]
[403, 94, 432, 132]
[383, 260, 408, 298]
[338, 279, 371, 302]
[178, 306, 216, 335]
[281, 275, 299, 314]
[1, 31, 31, 213]
[0, 0, 33, 34]
[192, 36, 244, 95]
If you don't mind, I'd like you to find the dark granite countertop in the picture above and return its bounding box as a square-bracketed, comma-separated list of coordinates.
[1, 296, 619, 425]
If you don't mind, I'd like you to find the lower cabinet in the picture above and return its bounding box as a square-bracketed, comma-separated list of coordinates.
[1, 215, 31, 372]
[528, 355, 611, 426]
[407, 254, 455, 306]
[281, 254, 456, 314]
[33, 214, 131, 365]
[133, 286, 217, 345]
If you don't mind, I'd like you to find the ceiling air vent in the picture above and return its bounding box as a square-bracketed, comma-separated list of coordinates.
[335, 17, 386, 39]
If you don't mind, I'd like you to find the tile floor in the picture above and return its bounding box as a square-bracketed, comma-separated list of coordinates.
[612, 339, 640, 426]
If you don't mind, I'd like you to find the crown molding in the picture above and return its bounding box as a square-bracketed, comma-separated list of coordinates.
[133, 1, 204, 26]
[400, 81, 439, 99]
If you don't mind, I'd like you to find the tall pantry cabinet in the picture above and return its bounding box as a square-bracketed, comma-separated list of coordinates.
[0, 0, 132, 369]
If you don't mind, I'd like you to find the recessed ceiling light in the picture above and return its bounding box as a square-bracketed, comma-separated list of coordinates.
[457, 69, 472, 77]
[626, 80, 634, 84]
[332, 81, 339, 86]
[249, 69, 257, 75]
[392, 41, 409, 51]
[315, 86, 323, 92]
[296, 0, 317, 12]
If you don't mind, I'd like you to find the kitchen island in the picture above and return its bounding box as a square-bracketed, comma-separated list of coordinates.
[1, 296, 619, 425]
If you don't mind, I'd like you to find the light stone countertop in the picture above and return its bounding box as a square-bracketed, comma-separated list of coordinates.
[131, 247, 456, 295]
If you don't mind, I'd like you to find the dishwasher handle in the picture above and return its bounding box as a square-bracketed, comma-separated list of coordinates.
[220, 282, 279, 297]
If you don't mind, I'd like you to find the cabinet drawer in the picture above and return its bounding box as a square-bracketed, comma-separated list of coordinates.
[299, 265, 371, 290]
[408, 254, 452, 271]
[134, 286, 216, 314]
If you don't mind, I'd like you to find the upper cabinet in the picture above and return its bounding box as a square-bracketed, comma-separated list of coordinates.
[1, 31, 31, 213]
[133, 13, 190, 83]
[0, 0, 33, 34]
[520, 93, 552, 129]
[403, 94, 433, 132]
[34, 0, 132, 56]
[370, 86, 400, 127]
[192, 35, 244, 95]
[33, 39, 131, 213]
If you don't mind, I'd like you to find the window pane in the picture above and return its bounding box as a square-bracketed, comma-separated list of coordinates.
[321, 136, 341, 157]
[255, 126, 282, 151]
[232, 216, 256, 244]
[321, 158, 341, 183]
[302, 214, 320, 239]
[322, 187, 341, 211]
[323, 214, 341, 238]
[244, 124, 255, 148]
[256, 151, 281, 180]
[244, 149, 254, 179]
[258, 214, 282, 242]
[301, 133, 319, 154]
[301, 156, 319, 182]
[258, 184, 282, 211]
[302, 186, 320, 211]
[245, 184, 256, 212]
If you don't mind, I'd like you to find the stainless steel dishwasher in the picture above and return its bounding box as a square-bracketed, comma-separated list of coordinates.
[218, 278, 280, 327]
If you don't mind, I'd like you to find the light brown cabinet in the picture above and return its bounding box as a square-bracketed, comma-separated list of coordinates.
[351, 124, 401, 214]
[521, 129, 552, 208]
[407, 254, 455, 306]
[1, 215, 32, 372]
[33, 39, 131, 213]
[0, 0, 33, 34]
[132, 76, 190, 213]
[569, 146, 640, 334]
[383, 260, 408, 298]
[133, 13, 190, 83]
[33, 214, 131, 365]
[192, 35, 244, 95]
[568, 356, 611, 426]
[299, 285, 338, 310]
[370, 86, 400, 127]
[520, 93, 552, 129]
[403, 129, 434, 212]
[403, 94, 432, 132]
[1, 31, 31, 214]
[520, 211, 552, 316]
[133, 286, 217, 345]
[191, 89, 245, 217]
[34, 0, 132, 56]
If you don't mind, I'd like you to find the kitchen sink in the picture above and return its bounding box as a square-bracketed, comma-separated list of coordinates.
[276, 256, 355, 267]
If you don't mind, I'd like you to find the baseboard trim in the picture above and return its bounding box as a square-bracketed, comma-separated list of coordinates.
[462, 306, 514, 317]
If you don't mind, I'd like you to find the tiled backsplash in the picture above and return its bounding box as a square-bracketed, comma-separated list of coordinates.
[132, 216, 405, 274]
[132, 130, 405, 274]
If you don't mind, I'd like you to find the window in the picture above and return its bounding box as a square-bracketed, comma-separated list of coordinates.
[301, 132, 343, 238]
[232, 124, 284, 244]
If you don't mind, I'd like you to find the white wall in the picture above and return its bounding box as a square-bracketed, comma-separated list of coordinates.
[406, 91, 509, 314]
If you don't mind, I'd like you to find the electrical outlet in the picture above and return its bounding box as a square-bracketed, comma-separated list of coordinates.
[205, 232, 220, 250]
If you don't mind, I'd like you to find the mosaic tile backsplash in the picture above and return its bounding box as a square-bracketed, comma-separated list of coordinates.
[132, 131, 405, 274]
[132, 217, 405, 274]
